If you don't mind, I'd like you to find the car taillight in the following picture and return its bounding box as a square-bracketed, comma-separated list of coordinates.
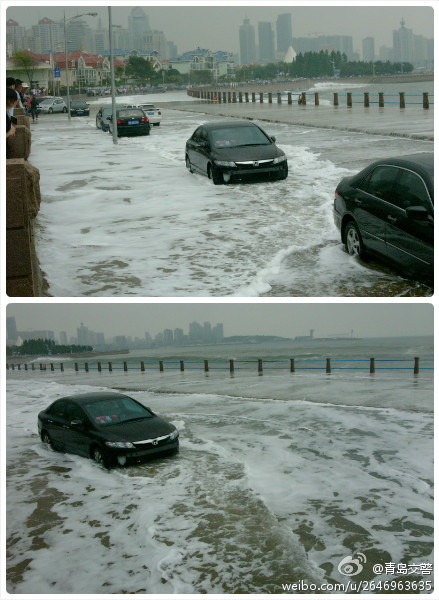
[335, 190, 339, 198]
[141, 117, 149, 123]
[117, 119, 125, 125]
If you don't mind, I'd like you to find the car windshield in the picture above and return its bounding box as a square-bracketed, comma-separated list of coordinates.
[117, 109, 144, 119]
[72, 101, 87, 108]
[210, 126, 271, 148]
[39, 99, 53, 105]
[83, 397, 153, 426]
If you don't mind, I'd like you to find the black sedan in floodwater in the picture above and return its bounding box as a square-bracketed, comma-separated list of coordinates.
[333, 153, 433, 282]
[185, 121, 288, 184]
[108, 108, 151, 137]
[38, 392, 179, 467]
[69, 100, 90, 116]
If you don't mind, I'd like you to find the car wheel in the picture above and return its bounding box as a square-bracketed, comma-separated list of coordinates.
[48, 108, 53, 114]
[186, 155, 193, 173]
[41, 430, 53, 448]
[208, 164, 223, 185]
[344, 221, 366, 259]
[91, 445, 109, 467]
[62, 107, 67, 113]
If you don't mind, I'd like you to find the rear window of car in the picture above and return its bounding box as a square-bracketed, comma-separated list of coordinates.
[118, 109, 144, 118]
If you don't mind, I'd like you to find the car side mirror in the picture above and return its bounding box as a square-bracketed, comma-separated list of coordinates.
[270, 136, 276, 142]
[405, 206, 430, 222]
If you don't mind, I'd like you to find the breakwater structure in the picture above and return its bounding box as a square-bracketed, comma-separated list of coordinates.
[6, 356, 431, 375]
[188, 88, 432, 109]
[6, 108, 44, 296]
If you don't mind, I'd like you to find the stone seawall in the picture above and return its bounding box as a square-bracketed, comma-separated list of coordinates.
[6, 108, 44, 296]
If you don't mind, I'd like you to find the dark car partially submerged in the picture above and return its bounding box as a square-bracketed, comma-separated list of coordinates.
[38, 392, 179, 467]
[333, 153, 433, 281]
[69, 100, 90, 116]
[108, 108, 151, 137]
[185, 121, 288, 184]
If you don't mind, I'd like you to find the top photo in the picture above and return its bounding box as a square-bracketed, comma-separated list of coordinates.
[5, 3, 434, 297]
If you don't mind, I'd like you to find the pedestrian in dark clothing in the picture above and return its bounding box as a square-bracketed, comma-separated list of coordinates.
[29, 94, 39, 122]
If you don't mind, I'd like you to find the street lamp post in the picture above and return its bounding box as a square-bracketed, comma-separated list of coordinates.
[64, 11, 97, 121]
[108, 7, 118, 144]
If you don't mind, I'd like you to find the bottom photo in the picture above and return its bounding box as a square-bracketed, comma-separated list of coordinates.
[5, 303, 433, 596]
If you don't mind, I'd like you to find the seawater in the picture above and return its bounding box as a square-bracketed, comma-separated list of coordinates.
[6, 336, 433, 593]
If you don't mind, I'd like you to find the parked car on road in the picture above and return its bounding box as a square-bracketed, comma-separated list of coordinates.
[333, 153, 433, 281]
[108, 108, 151, 137]
[38, 391, 179, 468]
[69, 100, 90, 116]
[137, 103, 162, 126]
[185, 121, 288, 184]
[38, 97, 67, 114]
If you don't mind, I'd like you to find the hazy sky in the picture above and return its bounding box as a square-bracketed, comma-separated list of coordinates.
[7, 303, 433, 339]
[5, 2, 434, 55]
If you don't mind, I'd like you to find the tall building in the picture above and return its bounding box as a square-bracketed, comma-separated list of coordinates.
[7, 317, 18, 342]
[167, 41, 178, 59]
[258, 22, 275, 63]
[31, 17, 63, 53]
[128, 7, 150, 49]
[393, 18, 414, 62]
[6, 19, 26, 53]
[59, 331, 68, 345]
[163, 329, 174, 346]
[362, 37, 375, 62]
[239, 18, 256, 65]
[276, 13, 292, 53]
[292, 34, 354, 60]
[141, 30, 167, 58]
[67, 18, 93, 52]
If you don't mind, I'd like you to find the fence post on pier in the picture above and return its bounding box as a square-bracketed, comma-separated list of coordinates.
[364, 92, 369, 107]
[123, 361, 127, 372]
[333, 93, 339, 107]
[423, 93, 429, 109]
[347, 92, 352, 108]
[108, 362, 112, 372]
[204, 360, 209, 372]
[326, 358, 331, 374]
[230, 359, 235, 374]
[259, 92, 264, 103]
[288, 93, 292, 105]
[180, 360, 184, 372]
[379, 92, 384, 107]
[24, 363, 28, 371]
[98, 362, 102, 372]
[141, 361, 145, 372]
[232, 92, 237, 103]
[60, 363, 64, 372]
[50, 363, 54, 372]
[414, 357, 420, 374]
[17, 364, 20, 371]
[239, 92, 243, 103]
[85, 362, 89, 373]
[227, 91, 231, 103]
[258, 359, 263, 374]
[370, 358, 375, 374]
[268, 92, 272, 104]
[290, 358, 295, 373]
[245, 92, 249, 102]
[399, 92, 405, 108]
[252, 92, 256, 103]
[277, 92, 282, 104]
[32, 363, 35, 370]
[217, 92, 221, 104]
[159, 360, 164, 372]
[314, 92, 319, 106]
[40, 363, 43, 371]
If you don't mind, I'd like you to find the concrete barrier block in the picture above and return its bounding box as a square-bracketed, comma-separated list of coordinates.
[6, 159, 41, 219]
[15, 114, 30, 129]
[6, 228, 32, 277]
[7, 125, 31, 160]
[6, 176, 26, 228]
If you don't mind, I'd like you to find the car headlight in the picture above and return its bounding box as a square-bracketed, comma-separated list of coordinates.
[169, 429, 179, 441]
[105, 441, 135, 448]
[273, 155, 287, 164]
[214, 160, 236, 167]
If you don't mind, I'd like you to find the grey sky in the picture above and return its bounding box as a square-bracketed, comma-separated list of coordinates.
[5, 3, 433, 56]
[7, 303, 433, 339]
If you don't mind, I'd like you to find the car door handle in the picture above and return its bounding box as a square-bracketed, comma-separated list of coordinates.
[353, 198, 363, 205]
[387, 215, 398, 223]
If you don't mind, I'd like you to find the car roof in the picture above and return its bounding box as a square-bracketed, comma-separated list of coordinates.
[55, 392, 132, 405]
[203, 121, 259, 131]
[367, 153, 433, 177]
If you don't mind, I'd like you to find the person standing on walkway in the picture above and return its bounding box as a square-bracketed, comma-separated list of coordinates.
[29, 93, 39, 122]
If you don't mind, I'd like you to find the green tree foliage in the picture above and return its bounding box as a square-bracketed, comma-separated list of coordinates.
[6, 338, 93, 357]
[124, 56, 155, 81]
[12, 50, 39, 85]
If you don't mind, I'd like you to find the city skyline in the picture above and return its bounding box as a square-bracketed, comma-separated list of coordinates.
[6, 303, 433, 341]
[5, 3, 433, 58]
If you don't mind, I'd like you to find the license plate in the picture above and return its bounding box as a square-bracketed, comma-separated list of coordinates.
[77, 111, 83, 114]
[129, 120, 139, 125]
[148, 112, 154, 115]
